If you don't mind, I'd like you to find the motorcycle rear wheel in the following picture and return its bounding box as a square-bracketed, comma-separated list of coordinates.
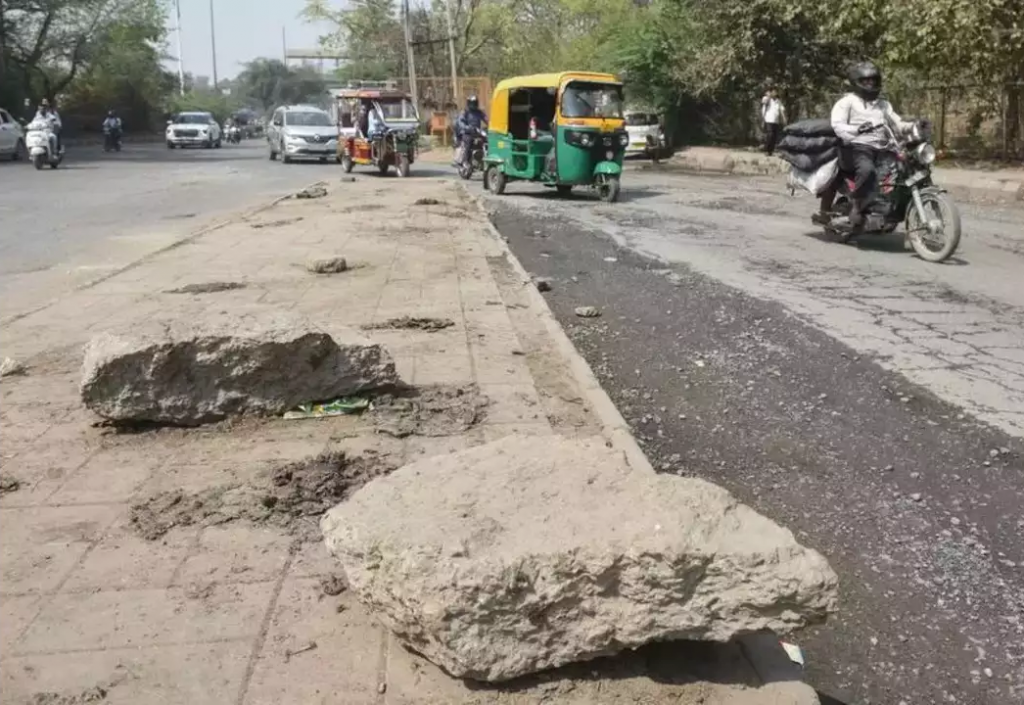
[906, 191, 961, 263]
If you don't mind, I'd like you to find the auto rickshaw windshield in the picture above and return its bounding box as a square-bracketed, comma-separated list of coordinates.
[377, 98, 417, 120]
[561, 82, 625, 119]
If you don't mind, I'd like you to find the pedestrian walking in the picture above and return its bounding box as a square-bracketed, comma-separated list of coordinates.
[761, 87, 786, 156]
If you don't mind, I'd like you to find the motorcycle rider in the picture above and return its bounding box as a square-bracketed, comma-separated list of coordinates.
[825, 61, 914, 227]
[102, 110, 122, 143]
[453, 95, 487, 167]
[33, 99, 63, 154]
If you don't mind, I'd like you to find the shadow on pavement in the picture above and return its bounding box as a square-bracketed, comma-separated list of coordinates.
[461, 638, 813, 697]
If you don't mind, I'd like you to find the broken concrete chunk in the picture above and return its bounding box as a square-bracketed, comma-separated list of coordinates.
[533, 276, 553, 292]
[81, 311, 399, 425]
[306, 257, 348, 274]
[295, 184, 328, 199]
[322, 435, 838, 682]
[574, 305, 601, 318]
[0, 357, 26, 378]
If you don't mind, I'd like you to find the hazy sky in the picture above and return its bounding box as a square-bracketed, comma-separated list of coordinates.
[168, 0, 333, 81]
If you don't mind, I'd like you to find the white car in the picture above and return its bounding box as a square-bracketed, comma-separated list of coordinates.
[625, 110, 666, 161]
[267, 105, 339, 164]
[166, 112, 222, 149]
[0, 107, 26, 161]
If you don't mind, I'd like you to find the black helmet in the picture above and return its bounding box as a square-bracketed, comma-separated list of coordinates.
[466, 95, 479, 110]
[107, 109, 115, 117]
[849, 61, 882, 101]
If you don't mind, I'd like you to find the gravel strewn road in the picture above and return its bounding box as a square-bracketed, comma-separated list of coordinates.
[486, 169, 1024, 705]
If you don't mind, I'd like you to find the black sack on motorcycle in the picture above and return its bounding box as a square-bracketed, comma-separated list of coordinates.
[781, 118, 836, 138]
[776, 147, 839, 172]
[776, 134, 838, 154]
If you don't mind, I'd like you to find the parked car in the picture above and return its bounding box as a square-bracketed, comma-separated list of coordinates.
[267, 105, 339, 164]
[0, 107, 26, 161]
[624, 109, 667, 162]
[166, 112, 222, 149]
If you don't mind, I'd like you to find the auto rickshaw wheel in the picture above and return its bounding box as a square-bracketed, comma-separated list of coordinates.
[397, 155, 410, 178]
[378, 162, 390, 176]
[556, 185, 573, 196]
[596, 174, 620, 203]
[341, 154, 354, 173]
[489, 168, 507, 195]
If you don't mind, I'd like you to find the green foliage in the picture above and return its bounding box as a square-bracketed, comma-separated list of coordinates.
[233, 59, 327, 113]
[167, 92, 242, 125]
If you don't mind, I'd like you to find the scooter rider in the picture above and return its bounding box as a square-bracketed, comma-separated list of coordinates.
[454, 95, 487, 166]
[829, 61, 913, 227]
[33, 99, 63, 154]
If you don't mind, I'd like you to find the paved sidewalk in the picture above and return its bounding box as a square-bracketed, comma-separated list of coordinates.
[0, 176, 815, 704]
[664, 145, 1024, 202]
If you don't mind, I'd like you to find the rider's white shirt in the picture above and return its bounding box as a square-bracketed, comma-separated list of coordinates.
[831, 94, 911, 149]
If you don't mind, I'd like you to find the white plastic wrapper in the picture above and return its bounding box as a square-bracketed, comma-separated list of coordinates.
[787, 158, 839, 196]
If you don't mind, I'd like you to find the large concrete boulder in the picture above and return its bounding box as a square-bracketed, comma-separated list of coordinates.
[81, 310, 398, 425]
[322, 435, 839, 682]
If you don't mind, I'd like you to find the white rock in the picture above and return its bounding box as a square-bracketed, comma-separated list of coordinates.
[81, 310, 398, 425]
[322, 435, 838, 682]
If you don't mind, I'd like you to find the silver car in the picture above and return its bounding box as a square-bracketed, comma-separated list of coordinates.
[267, 105, 338, 164]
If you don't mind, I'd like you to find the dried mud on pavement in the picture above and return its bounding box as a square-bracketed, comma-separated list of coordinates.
[486, 176, 1024, 705]
[0, 175, 817, 704]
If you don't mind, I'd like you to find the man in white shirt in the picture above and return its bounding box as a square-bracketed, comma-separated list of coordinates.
[829, 61, 913, 226]
[32, 98, 63, 154]
[761, 88, 786, 155]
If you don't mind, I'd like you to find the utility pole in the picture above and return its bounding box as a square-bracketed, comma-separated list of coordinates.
[401, 0, 419, 107]
[209, 0, 219, 90]
[443, 0, 459, 106]
[282, 27, 287, 63]
[174, 0, 185, 94]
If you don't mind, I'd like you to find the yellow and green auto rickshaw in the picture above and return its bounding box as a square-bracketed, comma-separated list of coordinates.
[483, 71, 628, 202]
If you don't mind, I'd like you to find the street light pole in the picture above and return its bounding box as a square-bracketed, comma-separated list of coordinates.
[443, 0, 459, 107]
[174, 0, 185, 94]
[209, 0, 219, 90]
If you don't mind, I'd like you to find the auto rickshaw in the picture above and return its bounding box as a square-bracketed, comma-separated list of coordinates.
[336, 86, 420, 177]
[483, 71, 628, 202]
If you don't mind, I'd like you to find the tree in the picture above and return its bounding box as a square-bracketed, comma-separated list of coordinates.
[2, 0, 166, 106]
[233, 58, 327, 113]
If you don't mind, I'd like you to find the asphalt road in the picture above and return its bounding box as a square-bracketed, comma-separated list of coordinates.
[486, 170, 1024, 705]
[0, 141, 341, 319]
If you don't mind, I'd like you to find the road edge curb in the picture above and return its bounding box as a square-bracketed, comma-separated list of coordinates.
[1, 182, 318, 327]
[459, 184, 655, 476]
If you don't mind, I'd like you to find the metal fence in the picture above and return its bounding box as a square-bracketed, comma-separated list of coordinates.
[878, 82, 1023, 159]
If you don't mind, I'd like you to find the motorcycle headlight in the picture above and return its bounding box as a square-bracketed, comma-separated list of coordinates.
[915, 143, 936, 165]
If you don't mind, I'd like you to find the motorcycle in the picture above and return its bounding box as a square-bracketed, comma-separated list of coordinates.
[103, 126, 122, 152]
[25, 119, 64, 170]
[808, 121, 961, 263]
[226, 126, 241, 144]
[456, 126, 487, 180]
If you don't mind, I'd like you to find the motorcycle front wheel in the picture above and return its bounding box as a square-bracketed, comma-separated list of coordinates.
[32, 154, 44, 170]
[906, 190, 961, 263]
[458, 162, 473, 180]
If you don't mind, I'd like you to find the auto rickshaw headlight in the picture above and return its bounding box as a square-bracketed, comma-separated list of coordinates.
[580, 134, 594, 147]
[619, 133, 629, 146]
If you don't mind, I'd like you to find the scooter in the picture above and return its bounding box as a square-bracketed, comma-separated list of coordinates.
[25, 119, 64, 170]
[226, 125, 241, 144]
[103, 126, 123, 152]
